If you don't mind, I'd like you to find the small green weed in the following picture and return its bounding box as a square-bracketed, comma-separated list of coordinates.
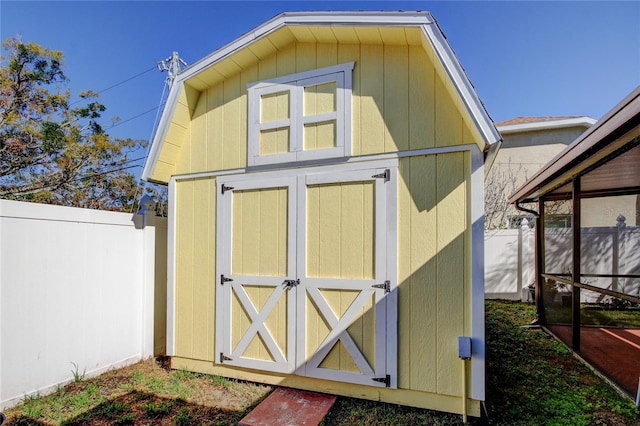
[70, 362, 86, 382]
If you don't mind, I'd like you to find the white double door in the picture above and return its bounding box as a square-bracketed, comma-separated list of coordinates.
[215, 163, 397, 388]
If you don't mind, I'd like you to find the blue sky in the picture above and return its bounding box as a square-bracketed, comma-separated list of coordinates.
[2, 1, 639, 177]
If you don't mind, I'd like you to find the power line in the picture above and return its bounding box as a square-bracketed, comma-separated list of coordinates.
[94, 66, 156, 95]
[70, 66, 156, 106]
[105, 106, 160, 131]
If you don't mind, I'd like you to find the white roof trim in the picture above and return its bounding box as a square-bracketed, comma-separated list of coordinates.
[141, 81, 181, 182]
[498, 117, 596, 135]
[142, 11, 500, 182]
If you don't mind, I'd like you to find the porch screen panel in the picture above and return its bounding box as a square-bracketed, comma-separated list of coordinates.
[543, 198, 573, 327]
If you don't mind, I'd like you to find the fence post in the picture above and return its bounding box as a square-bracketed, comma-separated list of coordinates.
[615, 214, 626, 294]
[520, 219, 534, 301]
[136, 195, 157, 359]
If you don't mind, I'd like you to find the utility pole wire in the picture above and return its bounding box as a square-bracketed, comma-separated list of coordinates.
[69, 66, 156, 106]
[105, 106, 159, 131]
[131, 51, 182, 212]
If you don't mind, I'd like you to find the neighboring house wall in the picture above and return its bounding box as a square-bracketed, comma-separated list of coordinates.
[486, 118, 595, 229]
[0, 200, 167, 409]
[582, 195, 638, 227]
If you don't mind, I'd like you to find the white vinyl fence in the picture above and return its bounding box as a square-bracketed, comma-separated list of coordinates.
[0, 199, 167, 409]
[485, 221, 640, 301]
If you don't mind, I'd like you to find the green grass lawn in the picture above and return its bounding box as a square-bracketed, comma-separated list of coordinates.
[4, 301, 639, 425]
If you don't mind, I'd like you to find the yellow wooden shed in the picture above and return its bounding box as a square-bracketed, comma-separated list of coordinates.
[142, 11, 500, 418]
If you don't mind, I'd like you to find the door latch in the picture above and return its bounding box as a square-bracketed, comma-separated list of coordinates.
[283, 278, 300, 289]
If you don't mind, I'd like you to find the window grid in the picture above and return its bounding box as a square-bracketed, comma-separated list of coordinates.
[248, 62, 354, 166]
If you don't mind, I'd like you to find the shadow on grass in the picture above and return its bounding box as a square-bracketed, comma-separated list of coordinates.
[66, 390, 249, 425]
[9, 390, 256, 426]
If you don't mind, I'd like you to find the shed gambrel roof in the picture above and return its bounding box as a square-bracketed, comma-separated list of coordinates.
[142, 11, 501, 182]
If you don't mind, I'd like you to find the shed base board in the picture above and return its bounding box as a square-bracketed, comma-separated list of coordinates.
[171, 356, 481, 417]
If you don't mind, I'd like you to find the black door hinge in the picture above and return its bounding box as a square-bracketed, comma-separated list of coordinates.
[372, 280, 391, 293]
[373, 375, 391, 387]
[220, 353, 232, 363]
[221, 184, 234, 194]
[371, 169, 390, 182]
[221, 274, 234, 285]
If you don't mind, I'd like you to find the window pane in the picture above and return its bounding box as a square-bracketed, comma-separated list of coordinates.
[261, 91, 289, 123]
[260, 127, 290, 155]
[304, 121, 336, 151]
[304, 82, 336, 116]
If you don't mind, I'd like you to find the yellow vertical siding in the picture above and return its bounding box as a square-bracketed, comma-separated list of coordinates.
[398, 155, 437, 392]
[435, 75, 463, 147]
[206, 83, 224, 171]
[306, 182, 375, 279]
[305, 181, 376, 373]
[169, 42, 479, 178]
[397, 152, 469, 398]
[230, 187, 288, 361]
[435, 152, 466, 396]
[358, 44, 385, 155]
[337, 43, 360, 152]
[383, 45, 409, 152]
[231, 188, 288, 277]
[296, 43, 317, 74]
[316, 43, 338, 68]
[174, 177, 216, 361]
[222, 74, 243, 169]
[408, 45, 435, 150]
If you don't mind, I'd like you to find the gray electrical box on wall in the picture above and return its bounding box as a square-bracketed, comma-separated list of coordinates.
[458, 337, 472, 360]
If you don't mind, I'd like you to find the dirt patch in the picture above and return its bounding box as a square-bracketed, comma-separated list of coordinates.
[4, 358, 272, 425]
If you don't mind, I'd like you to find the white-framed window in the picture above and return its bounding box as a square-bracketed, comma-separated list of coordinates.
[247, 62, 354, 166]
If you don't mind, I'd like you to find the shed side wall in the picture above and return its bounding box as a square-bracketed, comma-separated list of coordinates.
[397, 152, 469, 397]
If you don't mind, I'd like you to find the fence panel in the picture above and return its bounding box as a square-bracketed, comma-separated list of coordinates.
[485, 223, 640, 302]
[485, 226, 533, 300]
[0, 200, 166, 409]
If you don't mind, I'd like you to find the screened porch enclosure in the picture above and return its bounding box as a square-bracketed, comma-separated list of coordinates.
[540, 195, 640, 396]
[510, 87, 640, 399]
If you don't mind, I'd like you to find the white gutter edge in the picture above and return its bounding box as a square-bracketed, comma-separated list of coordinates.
[497, 117, 597, 135]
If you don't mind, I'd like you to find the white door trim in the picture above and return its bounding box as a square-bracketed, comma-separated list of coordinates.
[214, 160, 398, 387]
[216, 176, 298, 374]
